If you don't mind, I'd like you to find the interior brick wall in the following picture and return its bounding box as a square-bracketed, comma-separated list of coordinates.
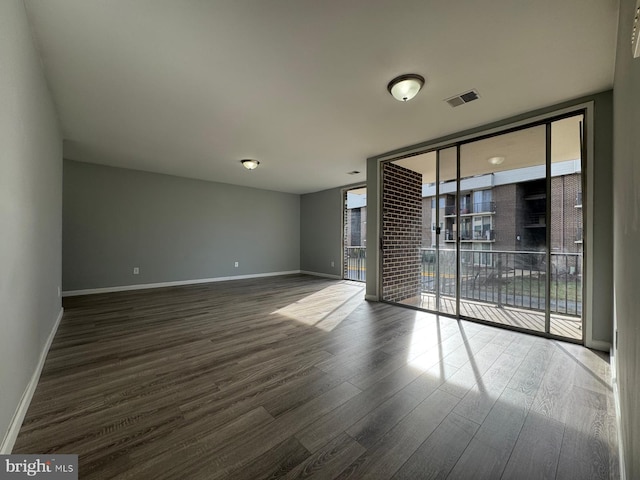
[382, 162, 422, 303]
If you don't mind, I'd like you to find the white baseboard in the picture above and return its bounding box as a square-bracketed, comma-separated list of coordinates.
[585, 339, 612, 352]
[299, 270, 341, 280]
[365, 294, 379, 302]
[1, 307, 64, 454]
[62, 271, 302, 297]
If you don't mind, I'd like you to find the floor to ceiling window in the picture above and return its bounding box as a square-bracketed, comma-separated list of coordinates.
[344, 187, 367, 282]
[380, 112, 585, 342]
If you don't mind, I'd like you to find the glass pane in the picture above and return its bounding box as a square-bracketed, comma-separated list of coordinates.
[383, 152, 437, 310]
[549, 114, 583, 340]
[437, 147, 457, 315]
[459, 125, 547, 332]
[393, 148, 455, 314]
[344, 187, 366, 282]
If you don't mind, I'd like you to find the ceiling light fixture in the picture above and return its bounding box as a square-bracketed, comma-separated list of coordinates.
[488, 156, 505, 165]
[387, 74, 425, 102]
[241, 159, 260, 170]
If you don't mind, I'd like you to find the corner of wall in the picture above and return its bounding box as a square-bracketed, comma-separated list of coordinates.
[0, 308, 63, 454]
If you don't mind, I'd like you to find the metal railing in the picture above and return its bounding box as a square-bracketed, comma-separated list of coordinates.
[345, 246, 582, 317]
[473, 201, 497, 213]
[445, 230, 495, 242]
[444, 201, 496, 216]
[421, 248, 582, 317]
[345, 246, 366, 282]
[526, 213, 546, 226]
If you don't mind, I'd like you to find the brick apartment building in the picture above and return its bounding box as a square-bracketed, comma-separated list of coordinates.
[346, 160, 583, 272]
[422, 173, 583, 254]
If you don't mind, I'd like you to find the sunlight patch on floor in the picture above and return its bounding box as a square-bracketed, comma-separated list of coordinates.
[271, 282, 365, 331]
[406, 312, 492, 396]
[407, 311, 453, 369]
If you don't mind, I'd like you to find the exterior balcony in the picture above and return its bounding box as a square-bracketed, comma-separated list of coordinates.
[444, 230, 495, 242]
[444, 201, 496, 216]
[525, 213, 546, 228]
[345, 246, 583, 340]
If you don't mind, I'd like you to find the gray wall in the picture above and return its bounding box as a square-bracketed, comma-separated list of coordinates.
[367, 91, 614, 345]
[300, 186, 344, 277]
[589, 91, 614, 344]
[0, 0, 62, 447]
[63, 160, 300, 291]
[613, 0, 640, 477]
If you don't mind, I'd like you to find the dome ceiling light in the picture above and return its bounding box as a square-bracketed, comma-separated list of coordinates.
[387, 74, 425, 102]
[488, 156, 505, 166]
[241, 159, 260, 170]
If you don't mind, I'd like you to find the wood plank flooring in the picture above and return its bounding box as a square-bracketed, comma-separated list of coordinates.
[13, 274, 618, 479]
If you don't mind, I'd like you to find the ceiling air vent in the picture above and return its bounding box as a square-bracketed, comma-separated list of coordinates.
[445, 89, 480, 107]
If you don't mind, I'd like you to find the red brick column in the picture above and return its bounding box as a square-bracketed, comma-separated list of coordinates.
[382, 162, 423, 303]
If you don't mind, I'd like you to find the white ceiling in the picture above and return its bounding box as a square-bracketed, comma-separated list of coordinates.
[395, 114, 584, 182]
[24, 0, 618, 194]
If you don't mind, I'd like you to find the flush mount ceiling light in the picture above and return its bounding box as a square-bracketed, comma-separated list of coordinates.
[488, 156, 505, 166]
[241, 159, 260, 170]
[387, 74, 425, 102]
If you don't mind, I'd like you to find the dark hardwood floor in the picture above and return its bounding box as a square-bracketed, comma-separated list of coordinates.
[13, 274, 619, 479]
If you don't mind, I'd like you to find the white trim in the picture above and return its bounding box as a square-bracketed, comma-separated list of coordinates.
[1, 308, 64, 454]
[584, 339, 611, 352]
[299, 270, 341, 280]
[62, 271, 301, 297]
[365, 294, 379, 301]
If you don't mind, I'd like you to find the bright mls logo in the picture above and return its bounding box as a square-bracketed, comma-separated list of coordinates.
[0, 455, 77, 479]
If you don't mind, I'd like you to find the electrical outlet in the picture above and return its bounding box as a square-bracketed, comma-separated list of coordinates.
[133, 267, 140, 275]
[234, 261, 239, 268]
[331, 261, 335, 267]
[57, 286, 61, 297]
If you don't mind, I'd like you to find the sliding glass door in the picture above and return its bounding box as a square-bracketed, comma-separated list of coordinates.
[344, 187, 367, 282]
[380, 112, 585, 342]
[549, 115, 584, 337]
[458, 123, 549, 333]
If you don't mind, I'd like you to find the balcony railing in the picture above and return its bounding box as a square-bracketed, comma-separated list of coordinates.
[445, 230, 495, 242]
[346, 246, 582, 317]
[526, 213, 546, 227]
[473, 229, 495, 241]
[444, 201, 496, 216]
[345, 246, 366, 282]
[421, 248, 582, 317]
[473, 201, 497, 213]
